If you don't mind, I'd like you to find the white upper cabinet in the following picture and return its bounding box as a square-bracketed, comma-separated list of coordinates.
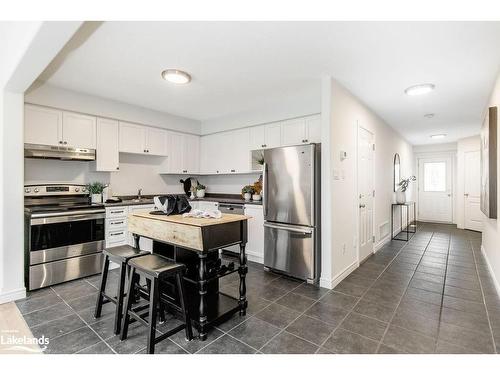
[184, 134, 200, 174]
[306, 114, 321, 143]
[200, 134, 219, 174]
[119, 122, 167, 156]
[62, 112, 96, 149]
[162, 132, 200, 174]
[264, 123, 282, 148]
[281, 115, 321, 146]
[145, 127, 167, 156]
[25, 104, 97, 149]
[249, 122, 281, 150]
[96, 118, 119, 172]
[119, 122, 146, 154]
[281, 118, 307, 146]
[24, 104, 63, 146]
[229, 128, 250, 172]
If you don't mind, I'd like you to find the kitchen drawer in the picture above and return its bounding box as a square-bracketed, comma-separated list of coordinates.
[106, 206, 128, 218]
[106, 217, 127, 231]
[106, 229, 128, 247]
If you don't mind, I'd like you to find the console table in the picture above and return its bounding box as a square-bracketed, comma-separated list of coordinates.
[391, 201, 416, 241]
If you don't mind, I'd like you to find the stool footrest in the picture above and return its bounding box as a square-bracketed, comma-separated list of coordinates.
[154, 324, 186, 343]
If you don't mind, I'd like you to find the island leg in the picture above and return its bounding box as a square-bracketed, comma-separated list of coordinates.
[238, 243, 248, 315]
[198, 253, 208, 341]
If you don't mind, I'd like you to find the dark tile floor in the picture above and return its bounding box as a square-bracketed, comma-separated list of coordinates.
[15, 222, 500, 354]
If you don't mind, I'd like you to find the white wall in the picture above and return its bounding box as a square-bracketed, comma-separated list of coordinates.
[25, 82, 201, 135]
[200, 83, 320, 135]
[325, 78, 413, 288]
[0, 22, 82, 304]
[456, 136, 481, 229]
[482, 73, 500, 294]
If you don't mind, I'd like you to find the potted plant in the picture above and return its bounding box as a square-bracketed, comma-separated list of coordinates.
[86, 182, 105, 204]
[241, 185, 255, 201]
[256, 153, 265, 170]
[252, 180, 262, 201]
[196, 183, 206, 198]
[396, 176, 416, 204]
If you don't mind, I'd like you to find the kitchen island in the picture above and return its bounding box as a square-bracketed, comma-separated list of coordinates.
[128, 212, 249, 340]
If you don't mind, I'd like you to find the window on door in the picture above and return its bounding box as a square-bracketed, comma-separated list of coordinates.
[423, 162, 446, 192]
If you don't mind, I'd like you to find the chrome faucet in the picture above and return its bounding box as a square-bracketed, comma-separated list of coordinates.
[137, 188, 143, 200]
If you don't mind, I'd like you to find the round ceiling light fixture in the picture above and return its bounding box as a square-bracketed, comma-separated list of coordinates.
[424, 113, 435, 119]
[430, 134, 446, 139]
[404, 83, 435, 96]
[161, 69, 191, 84]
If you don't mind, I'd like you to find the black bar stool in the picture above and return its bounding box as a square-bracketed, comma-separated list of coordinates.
[120, 254, 193, 354]
[94, 245, 149, 335]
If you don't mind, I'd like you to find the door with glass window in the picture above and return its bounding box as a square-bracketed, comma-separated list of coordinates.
[418, 157, 453, 223]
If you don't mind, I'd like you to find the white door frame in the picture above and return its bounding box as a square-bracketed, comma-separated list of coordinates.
[356, 123, 375, 264]
[415, 151, 456, 223]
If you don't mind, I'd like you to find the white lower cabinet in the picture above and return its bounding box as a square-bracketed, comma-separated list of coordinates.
[244, 204, 264, 263]
[105, 204, 154, 252]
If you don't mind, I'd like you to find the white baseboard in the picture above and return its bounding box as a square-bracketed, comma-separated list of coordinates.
[481, 245, 500, 297]
[320, 261, 358, 290]
[246, 251, 263, 265]
[374, 235, 391, 253]
[0, 287, 26, 304]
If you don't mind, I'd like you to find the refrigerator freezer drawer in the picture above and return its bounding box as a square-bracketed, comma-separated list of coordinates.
[264, 222, 316, 282]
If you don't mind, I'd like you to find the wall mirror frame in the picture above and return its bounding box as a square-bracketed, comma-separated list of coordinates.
[394, 153, 401, 192]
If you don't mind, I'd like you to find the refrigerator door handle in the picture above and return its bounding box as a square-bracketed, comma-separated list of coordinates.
[264, 222, 313, 235]
[263, 162, 268, 217]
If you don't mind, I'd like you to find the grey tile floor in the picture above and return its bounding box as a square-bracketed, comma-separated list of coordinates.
[15, 222, 500, 354]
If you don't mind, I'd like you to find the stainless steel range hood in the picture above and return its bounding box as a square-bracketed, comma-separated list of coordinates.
[24, 144, 96, 161]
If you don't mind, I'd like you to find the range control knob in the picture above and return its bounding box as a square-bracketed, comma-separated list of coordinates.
[24, 188, 31, 193]
[82, 187, 87, 192]
[34, 188, 39, 193]
[75, 188, 80, 192]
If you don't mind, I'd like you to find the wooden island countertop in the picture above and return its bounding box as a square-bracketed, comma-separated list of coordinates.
[128, 212, 250, 252]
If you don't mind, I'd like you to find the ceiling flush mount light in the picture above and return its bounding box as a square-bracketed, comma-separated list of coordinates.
[424, 113, 435, 119]
[161, 69, 191, 84]
[404, 83, 435, 96]
[430, 134, 446, 139]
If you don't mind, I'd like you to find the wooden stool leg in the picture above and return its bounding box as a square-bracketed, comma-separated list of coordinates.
[176, 272, 193, 341]
[114, 261, 127, 335]
[120, 268, 137, 341]
[147, 277, 159, 354]
[94, 255, 110, 319]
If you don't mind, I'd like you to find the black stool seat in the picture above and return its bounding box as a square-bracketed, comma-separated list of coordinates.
[103, 245, 149, 261]
[128, 254, 185, 278]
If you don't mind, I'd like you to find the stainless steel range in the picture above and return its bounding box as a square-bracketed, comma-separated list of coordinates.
[24, 184, 105, 290]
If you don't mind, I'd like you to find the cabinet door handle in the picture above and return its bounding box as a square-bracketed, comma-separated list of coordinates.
[112, 221, 124, 225]
[110, 210, 125, 214]
[110, 232, 124, 236]
[231, 169, 235, 172]
[63, 141, 67, 145]
[59, 141, 63, 144]
[116, 166, 120, 170]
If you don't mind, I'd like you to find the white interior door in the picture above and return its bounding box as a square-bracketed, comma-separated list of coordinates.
[418, 157, 453, 222]
[358, 127, 374, 262]
[464, 150, 483, 232]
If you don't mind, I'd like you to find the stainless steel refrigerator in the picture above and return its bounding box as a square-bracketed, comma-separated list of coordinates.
[263, 143, 321, 284]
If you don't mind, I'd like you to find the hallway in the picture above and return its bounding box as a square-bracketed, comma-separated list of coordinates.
[331, 222, 499, 353]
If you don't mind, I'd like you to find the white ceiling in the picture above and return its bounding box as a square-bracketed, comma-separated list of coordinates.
[39, 21, 500, 144]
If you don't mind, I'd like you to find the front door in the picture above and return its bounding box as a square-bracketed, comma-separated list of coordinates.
[418, 156, 453, 223]
[358, 127, 374, 262]
[464, 150, 483, 232]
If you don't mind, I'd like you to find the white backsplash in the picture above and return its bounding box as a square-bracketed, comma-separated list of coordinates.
[24, 155, 261, 196]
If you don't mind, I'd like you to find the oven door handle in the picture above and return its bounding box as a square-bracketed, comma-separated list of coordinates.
[30, 211, 106, 225]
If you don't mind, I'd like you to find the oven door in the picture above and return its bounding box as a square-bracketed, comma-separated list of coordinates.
[29, 210, 105, 265]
